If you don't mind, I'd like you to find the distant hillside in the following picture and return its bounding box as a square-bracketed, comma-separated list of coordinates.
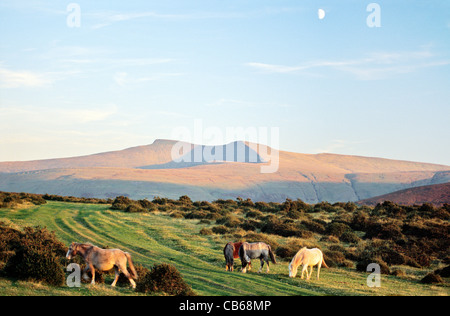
[358, 182, 450, 207]
[0, 139, 181, 173]
[0, 139, 449, 203]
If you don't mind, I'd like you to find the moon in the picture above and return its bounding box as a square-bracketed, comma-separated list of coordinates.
[318, 9, 326, 20]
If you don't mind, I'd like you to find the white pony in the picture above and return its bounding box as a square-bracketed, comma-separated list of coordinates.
[288, 247, 328, 280]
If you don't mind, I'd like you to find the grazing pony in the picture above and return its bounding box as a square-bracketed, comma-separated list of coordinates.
[223, 242, 252, 272]
[288, 247, 328, 280]
[239, 242, 276, 273]
[66, 242, 138, 288]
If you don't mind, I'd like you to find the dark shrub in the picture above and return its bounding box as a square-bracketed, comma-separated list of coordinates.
[135, 264, 195, 296]
[138, 199, 156, 211]
[2, 225, 67, 286]
[358, 240, 406, 266]
[301, 219, 326, 234]
[286, 208, 303, 219]
[178, 195, 193, 205]
[365, 222, 404, 240]
[421, 273, 443, 284]
[418, 203, 434, 215]
[261, 217, 310, 238]
[245, 209, 264, 219]
[275, 246, 296, 259]
[117, 264, 150, 287]
[433, 207, 450, 220]
[254, 201, 270, 212]
[356, 257, 390, 275]
[434, 266, 450, 278]
[390, 269, 406, 277]
[323, 250, 352, 268]
[111, 196, 132, 210]
[240, 220, 261, 231]
[199, 228, 213, 236]
[185, 208, 222, 220]
[216, 215, 242, 228]
[125, 204, 147, 213]
[313, 201, 335, 213]
[373, 201, 405, 218]
[5, 247, 65, 286]
[340, 231, 361, 244]
[402, 221, 449, 240]
[350, 211, 369, 231]
[170, 211, 185, 219]
[326, 222, 351, 238]
[212, 225, 229, 235]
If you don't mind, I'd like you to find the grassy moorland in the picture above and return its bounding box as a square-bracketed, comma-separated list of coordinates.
[0, 195, 448, 296]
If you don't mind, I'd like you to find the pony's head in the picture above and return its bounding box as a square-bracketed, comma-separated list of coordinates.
[288, 247, 306, 278]
[288, 262, 298, 278]
[66, 242, 79, 260]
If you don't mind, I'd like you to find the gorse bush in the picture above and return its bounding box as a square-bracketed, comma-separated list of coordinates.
[5, 246, 65, 286]
[135, 263, 195, 296]
[0, 192, 46, 208]
[0, 223, 67, 286]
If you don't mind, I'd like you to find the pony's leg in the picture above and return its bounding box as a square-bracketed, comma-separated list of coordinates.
[266, 260, 270, 273]
[82, 265, 91, 281]
[89, 264, 96, 285]
[111, 266, 120, 287]
[317, 264, 321, 280]
[301, 265, 307, 279]
[118, 262, 136, 289]
[258, 259, 264, 273]
[307, 266, 313, 280]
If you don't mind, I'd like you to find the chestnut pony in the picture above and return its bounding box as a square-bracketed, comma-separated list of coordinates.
[66, 242, 138, 288]
[223, 242, 252, 272]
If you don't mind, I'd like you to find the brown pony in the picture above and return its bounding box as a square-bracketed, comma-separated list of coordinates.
[66, 242, 138, 288]
[223, 242, 252, 272]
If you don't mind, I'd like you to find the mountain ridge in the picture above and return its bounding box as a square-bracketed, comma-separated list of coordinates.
[0, 139, 448, 203]
[358, 182, 450, 207]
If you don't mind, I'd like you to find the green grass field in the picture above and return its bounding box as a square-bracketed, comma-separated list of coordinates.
[0, 201, 448, 296]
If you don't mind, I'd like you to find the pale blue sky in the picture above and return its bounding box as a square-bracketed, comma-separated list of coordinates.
[0, 0, 449, 165]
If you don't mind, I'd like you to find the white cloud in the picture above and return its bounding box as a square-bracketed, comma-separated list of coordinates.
[113, 71, 182, 87]
[246, 49, 449, 80]
[0, 104, 118, 125]
[89, 7, 303, 29]
[0, 67, 52, 88]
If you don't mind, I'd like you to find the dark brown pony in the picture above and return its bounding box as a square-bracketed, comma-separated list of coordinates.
[223, 242, 252, 272]
[66, 242, 138, 288]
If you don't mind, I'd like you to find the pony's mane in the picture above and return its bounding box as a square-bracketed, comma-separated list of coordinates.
[74, 242, 96, 249]
[292, 247, 307, 265]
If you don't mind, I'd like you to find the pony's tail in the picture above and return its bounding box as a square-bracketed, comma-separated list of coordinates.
[224, 243, 234, 270]
[125, 252, 138, 279]
[268, 246, 277, 264]
[322, 257, 329, 269]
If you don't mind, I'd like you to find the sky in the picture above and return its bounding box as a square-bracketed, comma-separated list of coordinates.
[0, 0, 449, 165]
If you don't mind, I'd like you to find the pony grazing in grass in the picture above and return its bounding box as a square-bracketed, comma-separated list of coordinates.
[223, 242, 252, 272]
[239, 242, 276, 273]
[289, 247, 328, 280]
[66, 242, 138, 288]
